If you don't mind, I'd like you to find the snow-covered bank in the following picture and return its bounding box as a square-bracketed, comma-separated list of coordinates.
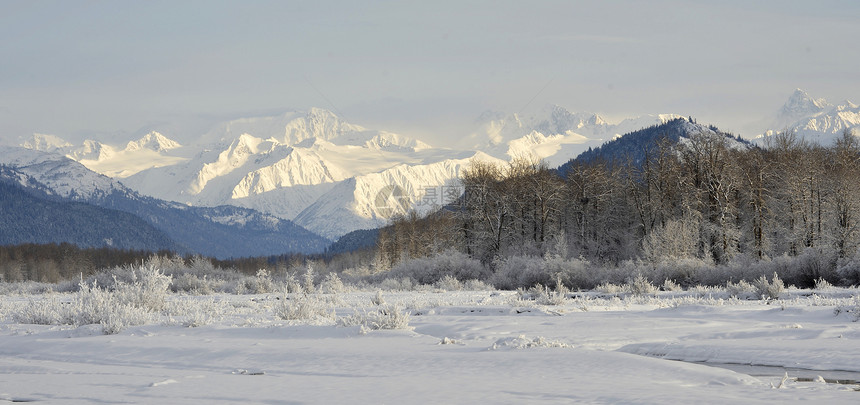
[1, 290, 859, 404]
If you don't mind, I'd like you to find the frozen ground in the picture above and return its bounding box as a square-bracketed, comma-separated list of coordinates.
[1, 289, 859, 404]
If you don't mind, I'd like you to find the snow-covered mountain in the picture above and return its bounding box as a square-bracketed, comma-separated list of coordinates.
[465, 105, 682, 167]
[20, 131, 190, 178]
[17, 107, 683, 240]
[0, 147, 330, 257]
[757, 89, 860, 145]
[117, 109, 501, 239]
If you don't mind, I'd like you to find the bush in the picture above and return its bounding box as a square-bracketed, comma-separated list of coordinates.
[338, 305, 412, 331]
[435, 275, 463, 291]
[274, 292, 335, 323]
[379, 277, 415, 291]
[595, 282, 625, 295]
[320, 273, 346, 294]
[662, 279, 682, 291]
[171, 273, 217, 295]
[234, 269, 274, 295]
[383, 250, 488, 286]
[753, 272, 785, 300]
[492, 255, 591, 290]
[837, 253, 860, 286]
[726, 280, 756, 299]
[15, 265, 170, 334]
[626, 273, 657, 296]
[463, 279, 494, 291]
[371, 290, 386, 306]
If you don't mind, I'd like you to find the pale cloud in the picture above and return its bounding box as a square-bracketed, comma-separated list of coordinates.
[0, 0, 858, 143]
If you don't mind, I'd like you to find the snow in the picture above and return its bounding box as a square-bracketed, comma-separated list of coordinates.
[757, 89, 860, 145]
[0, 146, 124, 199]
[293, 151, 504, 239]
[1, 289, 858, 404]
[13, 107, 692, 238]
[20, 133, 73, 152]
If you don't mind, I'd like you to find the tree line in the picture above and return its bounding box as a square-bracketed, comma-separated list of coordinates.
[374, 128, 860, 287]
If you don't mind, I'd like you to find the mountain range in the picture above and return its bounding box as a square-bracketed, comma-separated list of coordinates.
[10, 89, 859, 252]
[19, 107, 685, 240]
[0, 147, 329, 259]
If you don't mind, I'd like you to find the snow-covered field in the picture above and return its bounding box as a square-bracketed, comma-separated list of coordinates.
[1, 288, 859, 404]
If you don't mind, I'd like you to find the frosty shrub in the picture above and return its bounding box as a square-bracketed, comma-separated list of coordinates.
[280, 272, 303, 294]
[16, 267, 170, 335]
[834, 296, 860, 321]
[274, 292, 335, 323]
[75, 280, 155, 335]
[626, 273, 657, 296]
[595, 282, 625, 295]
[463, 279, 494, 291]
[320, 273, 346, 294]
[515, 274, 568, 305]
[836, 253, 860, 286]
[687, 284, 724, 297]
[650, 258, 710, 287]
[371, 290, 386, 306]
[112, 265, 172, 312]
[492, 255, 594, 291]
[492, 255, 552, 290]
[303, 264, 317, 294]
[146, 254, 191, 275]
[753, 272, 785, 300]
[384, 250, 488, 286]
[662, 279, 682, 292]
[234, 269, 274, 295]
[170, 273, 217, 295]
[536, 286, 567, 306]
[814, 277, 835, 291]
[14, 294, 65, 325]
[343, 265, 374, 279]
[435, 275, 463, 291]
[379, 277, 415, 291]
[164, 298, 226, 327]
[641, 215, 700, 263]
[726, 280, 757, 299]
[0, 281, 58, 295]
[791, 247, 839, 288]
[338, 305, 412, 331]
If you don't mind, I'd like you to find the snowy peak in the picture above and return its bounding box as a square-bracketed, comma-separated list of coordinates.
[285, 107, 365, 144]
[533, 104, 607, 136]
[20, 133, 73, 152]
[293, 151, 505, 239]
[0, 146, 125, 199]
[230, 147, 348, 199]
[124, 131, 182, 153]
[201, 108, 367, 146]
[466, 105, 682, 166]
[759, 89, 860, 145]
[776, 88, 832, 128]
[332, 131, 432, 151]
[189, 134, 279, 195]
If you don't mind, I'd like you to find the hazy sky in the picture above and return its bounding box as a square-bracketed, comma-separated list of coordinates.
[2, 0, 859, 146]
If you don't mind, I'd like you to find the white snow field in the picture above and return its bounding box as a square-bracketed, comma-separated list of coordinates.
[1, 288, 859, 404]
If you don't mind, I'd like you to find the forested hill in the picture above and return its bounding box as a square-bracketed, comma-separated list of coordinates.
[556, 118, 752, 177]
[0, 149, 332, 258]
[0, 166, 179, 252]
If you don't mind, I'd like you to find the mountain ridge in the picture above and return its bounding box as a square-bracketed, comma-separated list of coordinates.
[0, 147, 331, 258]
[15, 90, 860, 241]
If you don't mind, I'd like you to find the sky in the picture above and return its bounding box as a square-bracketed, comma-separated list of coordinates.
[1, 0, 859, 146]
